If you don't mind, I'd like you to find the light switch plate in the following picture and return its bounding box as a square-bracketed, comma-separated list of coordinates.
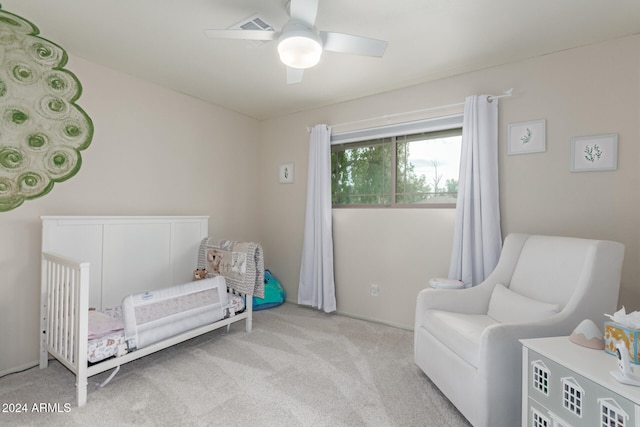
[279, 162, 294, 184]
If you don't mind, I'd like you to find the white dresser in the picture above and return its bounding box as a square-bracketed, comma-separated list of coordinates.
[521, 336, 640, 427]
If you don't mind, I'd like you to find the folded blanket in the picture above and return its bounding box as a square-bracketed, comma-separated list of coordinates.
[88, 310, 124, 340]
[197, 237, 265, 298]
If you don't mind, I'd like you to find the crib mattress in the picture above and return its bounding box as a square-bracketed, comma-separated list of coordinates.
[88, 331, 126, 363]
[88, 292, 245, 363]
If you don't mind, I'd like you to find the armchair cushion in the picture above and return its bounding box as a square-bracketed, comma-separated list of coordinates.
[487, 283, 560, 324]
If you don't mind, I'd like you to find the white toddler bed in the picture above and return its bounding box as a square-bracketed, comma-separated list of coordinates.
[39, 216, 263, 407]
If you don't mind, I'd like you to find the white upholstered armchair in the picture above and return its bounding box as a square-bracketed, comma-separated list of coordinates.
[414, 233, 625, 427]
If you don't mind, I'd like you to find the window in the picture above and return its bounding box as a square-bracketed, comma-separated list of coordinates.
[549, 412, 571, 427]
[531, 407, 550, 427]
[330, 115, 463, 207]
[532, 361, 550, 396]
[561, 377, 583, 417]
[599, 398, 628, 427]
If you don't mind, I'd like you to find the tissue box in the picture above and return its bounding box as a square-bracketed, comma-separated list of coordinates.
[604, 321, 640, 364]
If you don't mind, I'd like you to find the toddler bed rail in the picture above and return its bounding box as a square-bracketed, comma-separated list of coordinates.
[40, 251, 253, 407]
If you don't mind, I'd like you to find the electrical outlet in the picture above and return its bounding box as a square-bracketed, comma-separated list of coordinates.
[370, 284, 380, 297]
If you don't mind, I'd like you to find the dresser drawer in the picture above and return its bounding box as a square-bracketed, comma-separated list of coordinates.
[524, 347, 639, 427]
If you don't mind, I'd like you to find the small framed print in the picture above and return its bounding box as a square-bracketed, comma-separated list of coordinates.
[570, 134, 618, 172]
[279, 162, 295, 184]
[507, 119, 546, 155]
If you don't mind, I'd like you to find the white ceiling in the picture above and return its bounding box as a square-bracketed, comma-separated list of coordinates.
[2, 0, 639, 120]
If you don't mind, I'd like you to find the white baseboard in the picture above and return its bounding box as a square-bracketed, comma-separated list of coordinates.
[0, 360, 39, 379]
[283, 298, 413, 331]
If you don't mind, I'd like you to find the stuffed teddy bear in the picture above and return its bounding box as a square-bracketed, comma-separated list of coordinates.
[193, 268, 208, 280]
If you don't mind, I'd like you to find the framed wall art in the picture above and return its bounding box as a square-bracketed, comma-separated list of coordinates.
[570, 134, 618, 172]
[507, 119, 546, 155]
[0, 8, 93, 212]
[279, 162, 295, 184]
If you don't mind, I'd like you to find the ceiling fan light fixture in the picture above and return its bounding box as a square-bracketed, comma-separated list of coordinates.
[277, 23, 322, 69]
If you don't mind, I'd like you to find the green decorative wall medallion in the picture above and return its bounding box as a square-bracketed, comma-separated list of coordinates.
[0, 7, 93, 211]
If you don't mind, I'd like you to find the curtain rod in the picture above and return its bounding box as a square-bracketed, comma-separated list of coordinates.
[310, 88, 513, 132]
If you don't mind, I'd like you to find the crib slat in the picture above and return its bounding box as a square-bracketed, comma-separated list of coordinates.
[69, 270, 76, 363]
[55, 262, 61, 355]
[53, 263, 60, 351]
[45, 260, 53, 351]
[59, 263, 65, 356]
[67, 266, 73, 360]
[62, 266, 69, 360]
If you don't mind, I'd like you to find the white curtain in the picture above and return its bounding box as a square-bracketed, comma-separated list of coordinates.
[448, 95, 502, 287]
[298, 124, 337, 313]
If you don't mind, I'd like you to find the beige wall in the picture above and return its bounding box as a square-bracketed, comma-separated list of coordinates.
[332, 209, 456, 328]
[0, 56, 261, 374]
[258, 35, 640, 329]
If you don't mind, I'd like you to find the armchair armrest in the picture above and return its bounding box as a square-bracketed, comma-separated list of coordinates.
[415, 281, 495, 320]
[416, 233, 531, 322]
[480, 312, 577, 376]
[474, 312, 580, 421]
[414, 281, 501, 357]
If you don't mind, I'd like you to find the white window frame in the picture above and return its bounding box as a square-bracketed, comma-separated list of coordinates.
[548, 410, 572, 427]
[330, 114, 463, 208]
[331, 114, 463, 145]
[532, 360, 551, 396]
[531, 407, 551, 427]
[599, 398, 628, 427]
[561, 377, 584, 418]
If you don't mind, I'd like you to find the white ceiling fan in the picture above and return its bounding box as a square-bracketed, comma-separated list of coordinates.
[204, 0, 388, 84]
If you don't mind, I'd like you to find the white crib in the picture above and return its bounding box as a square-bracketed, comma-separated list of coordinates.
[39, 216, 254, 407]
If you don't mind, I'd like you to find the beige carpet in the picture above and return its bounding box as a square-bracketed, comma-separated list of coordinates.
[0, 303, 470, 426]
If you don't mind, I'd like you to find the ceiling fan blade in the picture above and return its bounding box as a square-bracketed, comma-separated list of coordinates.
[287, 67, 304, 84]
[288, 0, 319, 27]
[320, 32, 388, 57]
[203, 29, 278, 41]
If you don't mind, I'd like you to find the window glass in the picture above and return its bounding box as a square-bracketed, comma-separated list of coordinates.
[396, 129, 461, 205]
[331, 127, 462, 207]
[331, 138, 392, 205]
